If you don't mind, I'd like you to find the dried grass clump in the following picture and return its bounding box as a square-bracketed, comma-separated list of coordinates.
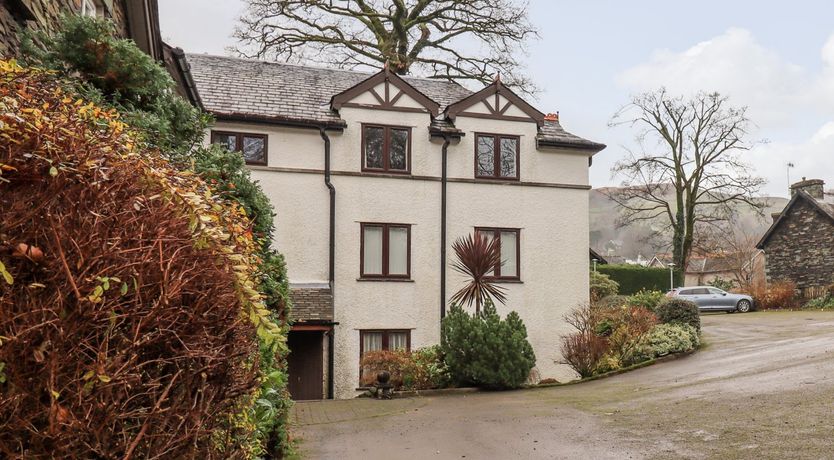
[0, 61, 279, 458]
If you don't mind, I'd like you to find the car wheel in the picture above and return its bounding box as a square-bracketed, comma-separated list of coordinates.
[736, 299, 752, 313]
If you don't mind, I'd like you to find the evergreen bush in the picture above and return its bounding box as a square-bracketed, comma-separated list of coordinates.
[597, 264, 681, 295]
[590, 271, 619, 302]
[634, 324, 700, 361]
[441, 302, 536, 389]
[626, 289, 665, 312]
[656, 298, 701, 332]
[20, 15, 208, 160]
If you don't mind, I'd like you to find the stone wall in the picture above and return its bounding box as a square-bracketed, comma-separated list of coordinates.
[1, 0, 127, 57]
[763, 197, 834, 294]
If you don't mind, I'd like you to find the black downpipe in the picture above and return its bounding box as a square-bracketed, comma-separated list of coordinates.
[320, 127, 336, 399]
[440, 135, 451, 322]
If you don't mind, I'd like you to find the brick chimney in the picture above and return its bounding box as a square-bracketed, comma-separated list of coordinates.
[544, 112, 559, 122]
[790, 177, 825, 200]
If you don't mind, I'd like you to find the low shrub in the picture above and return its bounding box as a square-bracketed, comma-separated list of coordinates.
[708, 278, 736, 292]
[594, 294, 629, 310]
[590, 271, 619, 302]
[561, 303, 657, 376]
[360, 350, 414, 389]
[597, 306, 658, 366]
[359, 346, 452, 391]
[560, 332, 608, 378]
[634, 324, 700, 361]
[656, 298, 701, 332]
[442, 302, 536, 389]
[627, 289, 665, 312]
[803, 296, 834, 310]
[752, 280, 799, 310]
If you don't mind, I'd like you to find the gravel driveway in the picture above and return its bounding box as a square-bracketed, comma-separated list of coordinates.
[292, 311, 834, 459]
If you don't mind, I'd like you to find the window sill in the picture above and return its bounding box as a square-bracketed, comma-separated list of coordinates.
[488, 279, 523, 284]
[474, 177, 521, 183]
[356, 278, 414, 283]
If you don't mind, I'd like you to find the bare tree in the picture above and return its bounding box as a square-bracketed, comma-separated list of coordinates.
[697, 219, 765, 290]
[234, 0, 539, 93]
[607, 89, 766, 272]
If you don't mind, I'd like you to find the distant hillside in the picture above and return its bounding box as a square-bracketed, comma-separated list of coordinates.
[590, 187, 789, 260]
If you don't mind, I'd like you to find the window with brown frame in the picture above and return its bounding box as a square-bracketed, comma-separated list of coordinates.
[210, 130, 268, 165]
[362, 124, 411, 173]
[475, 227, 520, 280]
[475, 133, 519, 180]
[360, 223, 411, 279]
[359, 330, 411, 357]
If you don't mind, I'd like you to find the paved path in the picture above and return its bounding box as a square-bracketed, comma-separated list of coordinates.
[292, 311, 834, 459]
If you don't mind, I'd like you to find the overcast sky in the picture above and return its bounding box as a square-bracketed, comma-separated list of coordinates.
[159, 1, 834, 197]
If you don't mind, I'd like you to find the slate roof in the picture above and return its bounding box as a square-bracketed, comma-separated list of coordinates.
[186, 53, 603, 151]
[538, 120, 606, 151]
[186, 54, 471, 127]
[290, 285, 334, 323]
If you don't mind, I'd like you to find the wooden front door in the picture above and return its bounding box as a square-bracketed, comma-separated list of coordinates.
[287, 331, 324, 400]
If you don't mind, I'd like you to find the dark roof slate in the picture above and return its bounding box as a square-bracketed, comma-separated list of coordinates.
[538, 120, 606, 152]
[290, 286, 334, 323]
[186, 53, 471, 127]
[185, 53, 604, 151]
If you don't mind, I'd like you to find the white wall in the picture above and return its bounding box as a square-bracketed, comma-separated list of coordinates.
[207, 99, 593, 398]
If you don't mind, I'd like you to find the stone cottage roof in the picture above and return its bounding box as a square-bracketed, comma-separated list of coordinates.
[756, 190, 834, 249]
[185, 53, 604, 151]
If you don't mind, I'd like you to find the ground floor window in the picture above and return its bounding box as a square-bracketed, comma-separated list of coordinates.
[474, 227, 521, 280]
[360, 329, 411, 356]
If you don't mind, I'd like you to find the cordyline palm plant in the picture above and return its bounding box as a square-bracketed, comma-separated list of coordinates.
[450, 233, 507, 313]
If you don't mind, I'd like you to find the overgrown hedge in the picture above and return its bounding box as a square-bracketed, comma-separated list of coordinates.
[597, 264, 682, 295]
[0, 62, 283, 458]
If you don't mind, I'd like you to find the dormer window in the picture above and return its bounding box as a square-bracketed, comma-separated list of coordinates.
[475, 133, 519, 180]
[362, 124, 410, 174]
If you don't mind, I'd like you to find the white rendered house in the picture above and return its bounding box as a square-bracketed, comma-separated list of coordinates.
[186, 54, 605, 399]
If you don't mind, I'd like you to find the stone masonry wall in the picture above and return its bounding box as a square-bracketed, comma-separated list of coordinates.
[1, 0, 127, 57]
[763, 197, 834, 294]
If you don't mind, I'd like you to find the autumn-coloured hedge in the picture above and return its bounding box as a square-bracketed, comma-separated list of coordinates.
[0, 62, 282, 458]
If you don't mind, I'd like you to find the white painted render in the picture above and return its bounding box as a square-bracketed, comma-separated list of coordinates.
[205, 92, 593, 399]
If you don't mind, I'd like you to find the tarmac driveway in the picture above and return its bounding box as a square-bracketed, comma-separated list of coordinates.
[292, 311, 834, 459]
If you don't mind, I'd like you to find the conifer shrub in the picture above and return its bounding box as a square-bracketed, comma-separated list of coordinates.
[441, 302, 536, 389]
[656, 298, 701, 332]
[0, 62, 284, 458]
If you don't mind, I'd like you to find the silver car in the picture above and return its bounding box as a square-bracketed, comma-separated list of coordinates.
[667, 286, 755, 313]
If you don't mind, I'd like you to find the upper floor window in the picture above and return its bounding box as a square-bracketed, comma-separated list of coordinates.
[361, 223, 410, 279]
[362, 124, 410, 173]
[475, 227, 520, 280]
[475, 134, 519, 180]
[211, 130, 268, 166]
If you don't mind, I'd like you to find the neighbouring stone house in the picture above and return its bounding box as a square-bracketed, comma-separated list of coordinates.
[184, 53, 605, 399]
[757, 178, 834, 298]
[0, 1, 203, 106]
[0, 0, 162, 59]
[684, 252, 765, 289]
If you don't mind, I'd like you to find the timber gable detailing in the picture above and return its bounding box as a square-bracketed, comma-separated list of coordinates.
[331, 67, 440, 116]
[444, 80, 545, 126]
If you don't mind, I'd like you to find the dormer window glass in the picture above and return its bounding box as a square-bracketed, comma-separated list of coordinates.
[362, 124, 411, 173]
[475, 133, 519, 180]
